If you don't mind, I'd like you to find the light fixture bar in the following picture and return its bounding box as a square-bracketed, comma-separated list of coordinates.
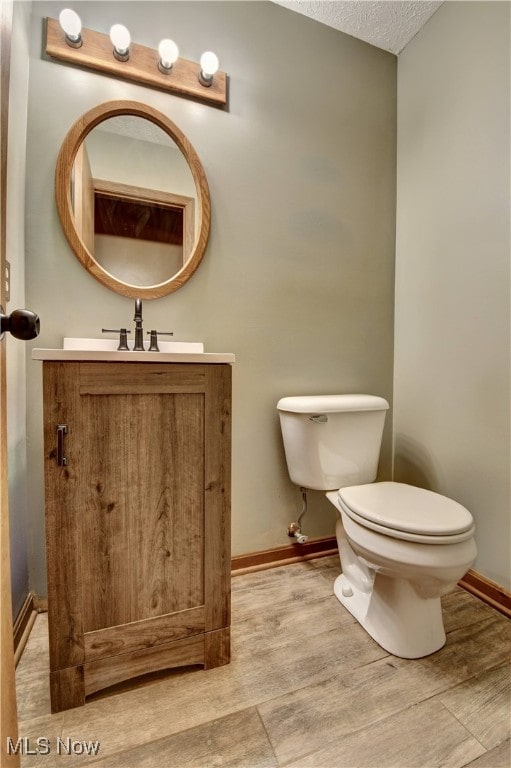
[45, 17, 227, 107]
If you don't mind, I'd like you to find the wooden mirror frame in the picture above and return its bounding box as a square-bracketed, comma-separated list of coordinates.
[55, 100, 210, 299]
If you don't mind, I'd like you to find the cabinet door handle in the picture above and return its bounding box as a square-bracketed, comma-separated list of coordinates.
[57, 424, 68, 466]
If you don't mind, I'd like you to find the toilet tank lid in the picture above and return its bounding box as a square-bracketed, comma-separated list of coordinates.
[277, 394, 389, 413]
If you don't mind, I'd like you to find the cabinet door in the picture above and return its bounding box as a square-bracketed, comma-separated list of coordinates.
[43, 362, 231, 711]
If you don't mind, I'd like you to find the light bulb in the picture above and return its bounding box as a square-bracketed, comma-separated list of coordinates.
[58, 8, 82, 48]
[158, 39, 179, 73]
[110, 23, 131, 61]
[199, 51, 219, 87]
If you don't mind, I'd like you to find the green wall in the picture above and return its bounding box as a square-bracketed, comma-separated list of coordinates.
[24, 1, 396, 596]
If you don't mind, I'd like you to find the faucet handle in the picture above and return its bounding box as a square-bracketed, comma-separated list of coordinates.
[102, 328, 131, 351]
[147, 330, 174, 352]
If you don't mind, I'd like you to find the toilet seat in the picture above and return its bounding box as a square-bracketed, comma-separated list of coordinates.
[338, 481, 475, 545]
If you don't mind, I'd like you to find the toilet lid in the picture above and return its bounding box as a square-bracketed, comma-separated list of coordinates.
[338, 482, 474, 537]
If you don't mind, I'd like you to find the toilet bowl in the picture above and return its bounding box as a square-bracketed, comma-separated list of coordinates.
[277, 395, 477, 659]
[327, 482, 476, 658]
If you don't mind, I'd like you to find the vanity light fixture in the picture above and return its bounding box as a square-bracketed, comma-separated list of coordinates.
[46, 13, 228, 107]
[110, 23, 131, 62]
[158, 39, 179, 74]
[58, 8, 82, 48]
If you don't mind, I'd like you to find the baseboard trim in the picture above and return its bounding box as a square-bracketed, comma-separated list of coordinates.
[231, 536, 338, 576]
[13, 592, 38, 667]
[231, 542, 511, 620]
[459, 570, 511, 619]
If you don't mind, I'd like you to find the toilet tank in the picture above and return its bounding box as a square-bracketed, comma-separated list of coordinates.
[277, 394, 389, 491]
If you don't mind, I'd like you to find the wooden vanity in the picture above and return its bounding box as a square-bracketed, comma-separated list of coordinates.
[33, 350, 233, 713]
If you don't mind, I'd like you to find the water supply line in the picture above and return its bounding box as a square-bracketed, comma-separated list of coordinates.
[287, 487, 309, 544]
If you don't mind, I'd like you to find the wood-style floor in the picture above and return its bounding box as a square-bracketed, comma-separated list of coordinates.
[15, 557, 511, 767]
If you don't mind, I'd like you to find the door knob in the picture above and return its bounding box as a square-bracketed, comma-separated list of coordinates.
[0, 307, 40, 340]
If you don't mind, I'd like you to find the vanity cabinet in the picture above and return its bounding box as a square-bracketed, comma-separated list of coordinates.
[41, 361, 231, 713]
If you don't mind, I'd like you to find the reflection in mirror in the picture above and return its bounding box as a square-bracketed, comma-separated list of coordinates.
[71, 117, 197, 287]
[56, 101, 210, 299]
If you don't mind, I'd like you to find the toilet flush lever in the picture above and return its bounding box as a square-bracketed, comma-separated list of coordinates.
[309, 414, 328, 423]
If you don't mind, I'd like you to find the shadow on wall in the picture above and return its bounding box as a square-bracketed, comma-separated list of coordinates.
[393, 435, 439, 490]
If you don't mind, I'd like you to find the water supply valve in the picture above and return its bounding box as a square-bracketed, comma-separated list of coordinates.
[287, 521, 308, 545]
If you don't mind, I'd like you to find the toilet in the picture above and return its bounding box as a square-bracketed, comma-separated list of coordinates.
[277, 394, 477, 658]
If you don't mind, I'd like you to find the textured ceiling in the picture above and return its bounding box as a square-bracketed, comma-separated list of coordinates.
[272, 1, 443, 54]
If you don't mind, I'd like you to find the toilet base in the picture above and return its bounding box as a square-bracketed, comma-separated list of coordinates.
[334, 572, 446, 658]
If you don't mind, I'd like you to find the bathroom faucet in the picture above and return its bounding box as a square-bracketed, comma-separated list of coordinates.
[133, 298, 144, 351]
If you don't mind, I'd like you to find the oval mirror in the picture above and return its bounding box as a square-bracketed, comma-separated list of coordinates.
[55, 100, 210, 299]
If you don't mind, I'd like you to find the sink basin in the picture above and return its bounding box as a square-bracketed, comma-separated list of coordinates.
[63, 337, 204, 353]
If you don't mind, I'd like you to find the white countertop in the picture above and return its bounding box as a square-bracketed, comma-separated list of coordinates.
[32, 349, 235, 364]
